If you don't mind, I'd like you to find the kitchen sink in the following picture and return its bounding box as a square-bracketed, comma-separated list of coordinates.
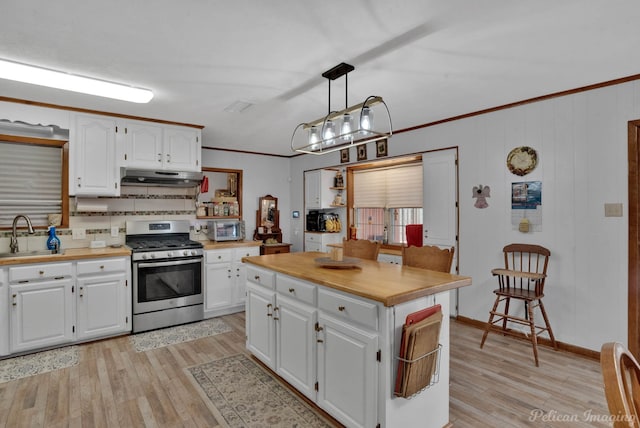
[0, 249, 65, 258]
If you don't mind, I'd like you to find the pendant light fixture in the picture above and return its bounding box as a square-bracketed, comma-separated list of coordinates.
[291, 62, 392, 155]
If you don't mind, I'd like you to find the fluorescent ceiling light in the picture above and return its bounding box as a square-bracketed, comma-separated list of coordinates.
[0, 59, 154, 103]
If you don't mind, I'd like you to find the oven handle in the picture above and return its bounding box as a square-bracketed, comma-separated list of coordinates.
[136, 258, 202, 269]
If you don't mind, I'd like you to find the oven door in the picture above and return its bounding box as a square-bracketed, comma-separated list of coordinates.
[133, 256, 203, 314]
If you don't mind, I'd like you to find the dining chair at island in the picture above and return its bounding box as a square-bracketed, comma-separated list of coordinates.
[600, 342, 640, 427]
[402, 245, 454, 273]
[342, 238, 380, 260]
[480, 243, 557, 366]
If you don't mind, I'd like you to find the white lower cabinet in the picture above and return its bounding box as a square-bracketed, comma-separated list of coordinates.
[0, 268, 7, 356]
[246, 269, 379, 427]
[6, 256, 132, 356]
[9, 262, 75, 353]
[76, 257, 130, 341]
[316, 313, 378, 428]
[305, 232, 343, 252]
[205, 246, 260, 318]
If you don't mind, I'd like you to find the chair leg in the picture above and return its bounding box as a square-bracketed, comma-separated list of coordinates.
[480, 295, 501, 349]
[538, 300, 558, 350]
[527, 299, 539, 367]
[502, 297, 511, 333]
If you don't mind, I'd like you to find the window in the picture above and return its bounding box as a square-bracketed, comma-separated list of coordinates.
[349, 159, 422, 245]
[0, 135, 69, 229]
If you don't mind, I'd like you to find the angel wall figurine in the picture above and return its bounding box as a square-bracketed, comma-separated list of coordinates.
[473, 184, 490, 208]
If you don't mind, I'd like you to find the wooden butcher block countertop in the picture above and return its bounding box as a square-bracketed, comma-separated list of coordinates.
[0, 246, 132, 266]
[242, 251, 472, 307]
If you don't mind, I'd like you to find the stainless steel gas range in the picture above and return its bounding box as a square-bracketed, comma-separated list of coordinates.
[126, 220, 204, 333]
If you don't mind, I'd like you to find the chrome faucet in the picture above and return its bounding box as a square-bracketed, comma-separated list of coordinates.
[10, 215, 35, 253]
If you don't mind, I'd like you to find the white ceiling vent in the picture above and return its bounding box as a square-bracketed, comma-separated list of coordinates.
[223, 100, 253, 113]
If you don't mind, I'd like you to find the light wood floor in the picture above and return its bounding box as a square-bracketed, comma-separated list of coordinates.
[0, 314, 609, 427]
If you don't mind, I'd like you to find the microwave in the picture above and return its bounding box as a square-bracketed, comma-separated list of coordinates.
[207, 220, 245, 241]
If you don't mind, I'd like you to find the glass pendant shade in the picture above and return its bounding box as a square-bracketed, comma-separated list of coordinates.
[341, 113, 353, 141]
[360, 106, 374, 134]
[323, 120, 336, 145]
[309, 126, 320, 150]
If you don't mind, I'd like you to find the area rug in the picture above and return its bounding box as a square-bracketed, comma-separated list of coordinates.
[0, 345, 79, 384]
[188, 354, 335, 428]
[130, 318, 232, 352]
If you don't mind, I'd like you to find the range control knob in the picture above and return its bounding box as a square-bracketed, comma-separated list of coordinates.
[167, 252, 173, 258]
[183, 250, 189, 256]
[141, 254, 148, 260]
[150, 253, 156, 259]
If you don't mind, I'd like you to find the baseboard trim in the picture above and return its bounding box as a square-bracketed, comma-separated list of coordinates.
[454, 315, 600, 361]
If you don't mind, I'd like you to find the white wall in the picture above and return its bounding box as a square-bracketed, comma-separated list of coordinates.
[290, 80, 640, 351]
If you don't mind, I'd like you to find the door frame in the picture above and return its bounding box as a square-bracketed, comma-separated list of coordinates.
[628, 120, 640, 358]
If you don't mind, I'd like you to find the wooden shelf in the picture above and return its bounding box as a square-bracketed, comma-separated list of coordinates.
[196, 215, 241, 220]
[330, 186, 345, 190]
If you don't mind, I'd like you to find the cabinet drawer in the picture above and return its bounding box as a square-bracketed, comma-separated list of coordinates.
[305, 233, 320, 243]
[206, 250, 232, 263]
[246, 266, 275, 289]
[9, 263, 73, 283]
[76, 258, 127, 276]
[318, 288, 378, 330]
[276, 275, 316, 305]
[236, 246, 260, 260]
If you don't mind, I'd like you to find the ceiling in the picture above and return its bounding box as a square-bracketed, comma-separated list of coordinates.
[2, 1, 640, 156]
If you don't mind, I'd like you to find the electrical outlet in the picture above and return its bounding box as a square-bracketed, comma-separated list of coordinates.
[111, 226, 119, 237]
[72, 228, 86, 240]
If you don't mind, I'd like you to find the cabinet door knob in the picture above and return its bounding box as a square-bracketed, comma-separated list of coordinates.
[158, 153, 162, 162]
[100, 265, 105, 269]
[79, 286, 84, 297]
[254, 275, 260, 280]
[338, 305, 346, 312]
[288, 288, 295, 293]
[39, 270, 44, 275]
[12, 293, 17, 306]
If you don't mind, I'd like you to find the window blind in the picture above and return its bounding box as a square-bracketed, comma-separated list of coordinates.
[0, 141, 62, 226]
[353, 164, 423, 208]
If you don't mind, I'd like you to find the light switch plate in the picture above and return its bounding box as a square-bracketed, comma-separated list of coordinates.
[604, 203, 623, 217]
[111, 226, 119, 237]
[72, 228, 86, 240]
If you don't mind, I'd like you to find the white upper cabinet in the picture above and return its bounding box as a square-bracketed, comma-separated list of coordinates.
[121, 121, 201, 172]
[71, 113, 120, 196]
[120, 121, 164, 169]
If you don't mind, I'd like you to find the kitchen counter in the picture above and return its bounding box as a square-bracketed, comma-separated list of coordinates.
[242, 251, 471, 306]
[243, 251, 472, 427]
[326, 242, 402, 257]
[202, 240, 262, 250]
[0, 246, 131, 266]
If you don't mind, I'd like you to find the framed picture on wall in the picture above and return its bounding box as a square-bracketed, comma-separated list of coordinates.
[357, 145, 367, 161]
[340, 148, 350, 163]
[376, 139, 388, 158]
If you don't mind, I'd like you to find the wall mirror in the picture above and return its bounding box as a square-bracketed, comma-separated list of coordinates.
[259, 195, 278, 229]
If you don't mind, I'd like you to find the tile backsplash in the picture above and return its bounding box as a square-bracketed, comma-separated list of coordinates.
[0, 186, 201, 253]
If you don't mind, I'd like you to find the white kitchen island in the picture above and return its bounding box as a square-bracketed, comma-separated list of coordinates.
[242, 252, 472, 428]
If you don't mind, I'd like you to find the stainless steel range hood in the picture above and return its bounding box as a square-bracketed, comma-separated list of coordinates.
[120, 168, 203, 188]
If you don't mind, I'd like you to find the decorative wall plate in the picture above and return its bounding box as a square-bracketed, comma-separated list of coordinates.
[507, 146, 537, 176]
